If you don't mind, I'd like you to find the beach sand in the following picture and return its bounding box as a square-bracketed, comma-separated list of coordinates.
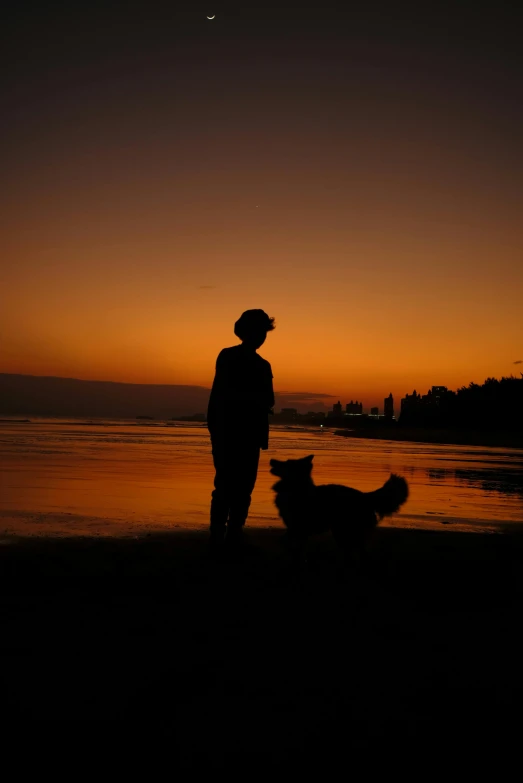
[1, 525, 522, 768]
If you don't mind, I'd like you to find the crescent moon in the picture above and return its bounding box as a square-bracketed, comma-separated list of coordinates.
[206, 15, 215, 19]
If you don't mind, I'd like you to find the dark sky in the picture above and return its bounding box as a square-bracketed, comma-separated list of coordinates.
[2, 2, 522, 408]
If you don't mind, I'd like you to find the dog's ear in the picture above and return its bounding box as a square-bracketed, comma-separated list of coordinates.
[306, 454, 314, 462]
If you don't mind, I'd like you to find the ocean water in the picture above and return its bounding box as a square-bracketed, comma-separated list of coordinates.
[0, 417, 522, 537]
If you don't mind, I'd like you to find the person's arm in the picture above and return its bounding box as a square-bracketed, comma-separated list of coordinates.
[246, 362, 274, 412]
[268, 366, 275, 413]
[207, 352, 228, 432]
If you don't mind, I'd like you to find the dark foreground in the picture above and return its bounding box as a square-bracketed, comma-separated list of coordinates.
[1, 527, 523, 768]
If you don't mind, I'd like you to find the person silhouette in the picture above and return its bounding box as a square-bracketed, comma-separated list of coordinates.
[207, 309, 275, 549]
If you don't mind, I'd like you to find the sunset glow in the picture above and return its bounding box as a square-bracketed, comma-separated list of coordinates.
[3, 7, 522, 411]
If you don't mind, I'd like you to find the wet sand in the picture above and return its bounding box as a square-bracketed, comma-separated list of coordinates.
[335, 425, 523, 449]
[3, 419, 522, 536]
[1, 525, 522, 767]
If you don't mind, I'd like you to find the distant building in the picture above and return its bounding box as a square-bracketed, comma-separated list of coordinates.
[345, 400, 363, 414]
[401, 390, 420, 413]
[332, 400, 342, 416]
[400, 386, 453, 425]
[400, 389, 424, 424]
[370, 406, 379, 416]
[384, 393, 394, 419]
[280, 407, 298, 420]
[419, 386, 449, 408]
[431, 386, 448, 404]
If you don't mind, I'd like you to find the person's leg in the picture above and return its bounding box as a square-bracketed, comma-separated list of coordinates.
[210, 442, 231, 543]
[227, 443, 260, 532]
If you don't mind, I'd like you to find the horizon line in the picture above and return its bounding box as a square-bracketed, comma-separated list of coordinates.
[1, 370, 517, 403]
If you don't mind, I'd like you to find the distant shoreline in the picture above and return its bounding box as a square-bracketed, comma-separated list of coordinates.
[1, 416, 521, 450]
[333, 426, 523, 449]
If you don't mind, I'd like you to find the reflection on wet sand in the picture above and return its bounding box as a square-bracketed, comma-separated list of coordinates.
[427, 467, 523, 497]
[0, 419, 522, 536]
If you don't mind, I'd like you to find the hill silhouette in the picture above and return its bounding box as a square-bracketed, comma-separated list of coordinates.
[0, 373, 335, 419]
[0, 373, 210, 419]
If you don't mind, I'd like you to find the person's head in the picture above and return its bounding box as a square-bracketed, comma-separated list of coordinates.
[234, 309, 275, 349]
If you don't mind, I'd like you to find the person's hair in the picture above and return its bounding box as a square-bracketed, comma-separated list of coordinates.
[234, 309, 276, 341]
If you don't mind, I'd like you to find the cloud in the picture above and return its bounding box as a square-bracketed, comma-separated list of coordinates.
[274, 391, 337, 414]
[199, 285, 216, 289]
[274, 391, 336, 399]
[513, 360, 522, 365]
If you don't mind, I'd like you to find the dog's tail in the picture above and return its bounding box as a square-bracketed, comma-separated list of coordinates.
[366, 474, 409, 520]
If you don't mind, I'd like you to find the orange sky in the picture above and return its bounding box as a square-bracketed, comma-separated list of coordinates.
[2, 6, 522, 411]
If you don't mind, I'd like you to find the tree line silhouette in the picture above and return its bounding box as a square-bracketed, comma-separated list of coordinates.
[399, 375, 523, 431]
